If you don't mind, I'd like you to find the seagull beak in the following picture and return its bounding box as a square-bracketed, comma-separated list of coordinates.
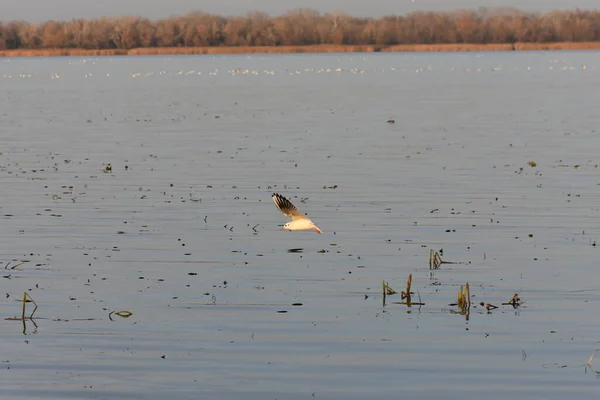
[280, 227, 285, 231]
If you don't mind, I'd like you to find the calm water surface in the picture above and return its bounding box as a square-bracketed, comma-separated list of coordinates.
[1, 51, 600, 399]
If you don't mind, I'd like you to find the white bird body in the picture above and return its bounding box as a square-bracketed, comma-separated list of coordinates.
[272, 193, 323, 234]
[284, 218, 321, 232]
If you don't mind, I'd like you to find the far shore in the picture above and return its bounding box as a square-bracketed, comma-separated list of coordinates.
[2, 42, 600, 57]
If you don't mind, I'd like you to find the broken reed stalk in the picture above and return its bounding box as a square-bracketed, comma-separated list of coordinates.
[429, 250, 441, 269]
[429, 250, 457, 269]
[457, 283, 471, 311]
[382, 280, 397, 295]
[466, 283, 471, 307]
[396, 275, 425, 307]
[457, 285, 464, 308]
[382, 280, 397, 307]
[383, 278, 424, 307]
[587, 349, 600, 366]
[401, 273, 413, 306]
[502, 293, 521, 307]
[21, 292, 38, 320]
[401, 274, 412, 299]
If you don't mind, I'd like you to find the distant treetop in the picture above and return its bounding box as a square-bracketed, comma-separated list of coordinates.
[1, 7, 599, 50]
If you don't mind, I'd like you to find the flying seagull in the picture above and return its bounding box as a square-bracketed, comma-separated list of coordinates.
[272, 193, 323, 234]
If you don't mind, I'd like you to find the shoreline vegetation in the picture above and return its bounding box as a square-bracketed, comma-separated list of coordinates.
[1, 7, 600, 57]
[2, 42, 600, 57]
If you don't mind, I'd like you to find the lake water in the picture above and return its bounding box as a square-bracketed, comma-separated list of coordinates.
[1, 51, 600, 399]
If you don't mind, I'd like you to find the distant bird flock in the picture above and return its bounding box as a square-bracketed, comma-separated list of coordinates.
[1, 55, 597, 80]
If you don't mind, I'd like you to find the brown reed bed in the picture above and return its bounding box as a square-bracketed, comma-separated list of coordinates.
[0, 48, 128, 57]
[513, 41, 600, 51]
[2, 42, 600, 58]
[128, 44, 380, 55]
[382, 43, 514, 52]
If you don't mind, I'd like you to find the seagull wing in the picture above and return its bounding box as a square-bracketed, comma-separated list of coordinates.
[272, 193, 308, 221]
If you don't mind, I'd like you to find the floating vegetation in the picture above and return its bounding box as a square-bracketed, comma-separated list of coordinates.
[108, 310, 133, 321]
[4, 261, 25, 270]
[527, 161, 537, 167]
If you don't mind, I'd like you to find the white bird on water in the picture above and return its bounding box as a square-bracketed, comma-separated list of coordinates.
[272, 193, 323, 234]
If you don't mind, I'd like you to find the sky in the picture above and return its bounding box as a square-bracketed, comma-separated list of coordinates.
[1, 0, 599, 22]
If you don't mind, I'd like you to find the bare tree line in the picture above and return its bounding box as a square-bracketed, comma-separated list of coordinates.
[1, 7, 600, 50]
